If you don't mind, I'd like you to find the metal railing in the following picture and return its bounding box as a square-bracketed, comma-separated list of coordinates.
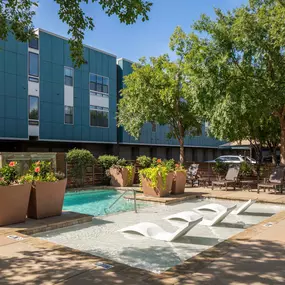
[104, 188, 137, 214]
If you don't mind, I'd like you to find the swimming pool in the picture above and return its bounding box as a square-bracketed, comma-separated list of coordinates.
[63, 190, 149, 216]
[36, 198, 285, 273]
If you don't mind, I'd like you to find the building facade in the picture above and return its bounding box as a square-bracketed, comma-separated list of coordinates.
[0, 29, 230, 161]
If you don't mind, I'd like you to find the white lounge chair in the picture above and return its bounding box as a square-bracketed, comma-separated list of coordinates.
[118, 216, 203, 242]
[164, 211, 203, 223]
[194, 203, 237, 226]
[234, 199, 256, 215]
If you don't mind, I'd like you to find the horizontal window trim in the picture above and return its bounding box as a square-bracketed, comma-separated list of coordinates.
[37, 138, 117, 144]
[118, 142, 221, 148]
[90, 91, 109, 98]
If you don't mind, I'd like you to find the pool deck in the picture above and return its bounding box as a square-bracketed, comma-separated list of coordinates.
[1, 190, 285, 284]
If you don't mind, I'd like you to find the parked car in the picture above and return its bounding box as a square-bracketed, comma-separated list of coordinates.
[206, 155, 256, 164]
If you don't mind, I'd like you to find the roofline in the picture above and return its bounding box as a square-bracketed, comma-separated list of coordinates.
[117, 57, 135, 64]
[36, 28, 117, 58]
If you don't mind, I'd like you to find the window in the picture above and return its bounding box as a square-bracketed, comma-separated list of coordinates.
[89, 73, 109, 94]
[64, 106, 73, 124]
[90, 106, 109, 127]
[29, 38, 39, 50]
[29, 52, 39, 77]
[29, 96, 39, 125]
[64, 67, 73, 86]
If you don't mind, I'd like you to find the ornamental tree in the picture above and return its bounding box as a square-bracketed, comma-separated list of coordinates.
[185, 0, 285, 164]
[117, 27, 202, 164]
[0, 0, 152, 67]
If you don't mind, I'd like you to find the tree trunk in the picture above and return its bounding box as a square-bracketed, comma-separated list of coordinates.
[280, 123, 285, 165]
[179, 138, 184, 165]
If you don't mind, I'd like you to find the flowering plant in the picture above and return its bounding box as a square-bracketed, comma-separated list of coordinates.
[0, 161, 20, 185]
[20, 161, 64, 183]
[174, 163, 186, 172]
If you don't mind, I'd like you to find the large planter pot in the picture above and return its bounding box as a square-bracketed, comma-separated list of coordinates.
[27, 179, 67, 219]
[141, 172, 173, 197]
[0, 183, 32, 226]
[171, 171, 186, 195]
[110, 167, 135, 187]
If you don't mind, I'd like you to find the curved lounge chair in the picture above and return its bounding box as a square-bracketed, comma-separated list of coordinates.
[118, 216, 203, 242]
[164, 211, 203, 223]
[194, 203, 237, 226]
[234, 199, 256, 215]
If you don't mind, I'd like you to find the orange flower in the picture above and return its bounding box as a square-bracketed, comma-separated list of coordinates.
[157, 159, 162, 164]
[35, 161, 41, 166]
[35, 167, 40, 173]
[9, 161, 16, 167]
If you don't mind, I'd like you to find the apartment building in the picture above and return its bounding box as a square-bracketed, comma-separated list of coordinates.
[0, 29, 229, 161]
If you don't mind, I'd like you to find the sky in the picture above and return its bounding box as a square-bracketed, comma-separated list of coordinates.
[33, 0, 248, 62]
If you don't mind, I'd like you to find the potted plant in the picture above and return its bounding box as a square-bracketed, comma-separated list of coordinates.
[171, 163, 186, 195]
[25, 161, 67, 219]
[139, 159, 174, 197]
[109, 159, 135, 187]
[0, 161, 32, 226]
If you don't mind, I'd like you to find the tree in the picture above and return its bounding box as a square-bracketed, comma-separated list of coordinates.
[117, 27, 202, 164]
[184, 0, 285, 164]
[0, 0, 152, 67]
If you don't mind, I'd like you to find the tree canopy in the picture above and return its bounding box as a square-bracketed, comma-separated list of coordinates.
[0, 0, 152, 67]
[184, 0, 285, 163]
[118, 27, 202, 164]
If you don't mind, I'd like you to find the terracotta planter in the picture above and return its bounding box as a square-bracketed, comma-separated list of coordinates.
[0, 183, 32, 226]
[27, 179, 67, 219]
[171, 171, 186, 195]
[110, 167, 135, 187]
[141, 172, 173, 197]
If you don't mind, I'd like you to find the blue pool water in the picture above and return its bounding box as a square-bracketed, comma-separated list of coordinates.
[63, 190, 149, 216]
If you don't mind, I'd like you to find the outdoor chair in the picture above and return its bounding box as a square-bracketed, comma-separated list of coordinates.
[257, 166, 285, 194]
[211, 165, 240, 191]
[186, 164, 199, 187]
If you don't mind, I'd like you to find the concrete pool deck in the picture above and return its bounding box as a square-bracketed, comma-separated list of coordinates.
[1, 190, 285, 284]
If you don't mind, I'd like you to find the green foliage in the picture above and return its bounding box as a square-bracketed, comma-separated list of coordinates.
[136, 155, 152, 169]
[183, 1, 285, 163]
[0, 161, 18, 185]
[116, 159, 128, 167]
[0, 0, 152, 67]
[66, 149, 94, 185]
[240, 162, 255, 177]
[139, 165, 170, 190]
[164, 159, 175, 172]
[126, 165, 135, 185]
[212, 161, 228, 177]
[97, 155, 119, 171]
[117, 28, 202, 164]
[26, 161, 60, 182]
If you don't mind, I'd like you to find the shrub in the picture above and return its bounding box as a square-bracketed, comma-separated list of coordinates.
[212, 160, 228, 178]
[66, 149, 94, 186]
[136, 155, 152, 169]
[240, 162, 254, 177]
[0, 161, 19, 185]
[25, 161, 60, 182]
[97, 155, 119, 170]
[164, 159, 175, 172]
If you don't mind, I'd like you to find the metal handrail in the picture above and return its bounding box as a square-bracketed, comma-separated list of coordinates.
[104, 189, 137, 214]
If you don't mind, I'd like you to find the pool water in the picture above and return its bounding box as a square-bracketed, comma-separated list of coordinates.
[63, 190, 149, 216]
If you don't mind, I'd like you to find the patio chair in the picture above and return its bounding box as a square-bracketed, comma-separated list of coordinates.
[186, 164, 199, 187]
[118, 215, 203, 242]
[257, 166, 285, 194]
[211, 165, 240, 191]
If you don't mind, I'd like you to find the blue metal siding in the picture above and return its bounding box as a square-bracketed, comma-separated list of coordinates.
[39, 31, 117, 143]
[117, 58, 225, 148]
[0, 34, 28, 139]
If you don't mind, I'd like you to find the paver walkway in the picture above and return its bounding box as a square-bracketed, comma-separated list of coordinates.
[1, 190, 285, 284]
